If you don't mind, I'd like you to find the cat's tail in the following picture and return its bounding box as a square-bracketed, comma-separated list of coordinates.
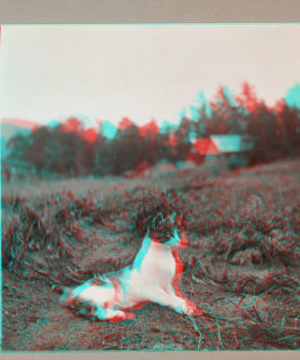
[52, 284, 73, 305]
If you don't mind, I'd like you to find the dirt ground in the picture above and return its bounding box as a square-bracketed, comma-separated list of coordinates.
[1, 158, 300, 351]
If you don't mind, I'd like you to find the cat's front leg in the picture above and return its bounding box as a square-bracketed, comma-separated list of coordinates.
[147, 288, 200, 316]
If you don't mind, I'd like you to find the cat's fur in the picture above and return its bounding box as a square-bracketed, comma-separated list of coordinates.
[53, 212, 200, 322]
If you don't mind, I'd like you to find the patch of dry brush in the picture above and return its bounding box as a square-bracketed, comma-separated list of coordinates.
[1, 158, 300, 350]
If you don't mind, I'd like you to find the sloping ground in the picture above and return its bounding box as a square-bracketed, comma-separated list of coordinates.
[1, 158, 300, 351]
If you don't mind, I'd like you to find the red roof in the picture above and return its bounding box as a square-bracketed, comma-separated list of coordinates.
[192, 138, 220, 155]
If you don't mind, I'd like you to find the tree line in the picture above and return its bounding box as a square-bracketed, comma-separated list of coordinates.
[5, 82, 300, 177]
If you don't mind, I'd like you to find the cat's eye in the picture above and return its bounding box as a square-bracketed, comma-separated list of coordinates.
[252, 251, 262, 264]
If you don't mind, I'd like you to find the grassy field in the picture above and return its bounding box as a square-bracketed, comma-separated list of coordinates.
[1, 157, 300, 351]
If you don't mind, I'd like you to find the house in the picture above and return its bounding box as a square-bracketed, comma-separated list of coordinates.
[191, 138, 220, 155]
[208, 134, 254, 169]
[185, 148, 205, 166]
[187, 134, 254, 170]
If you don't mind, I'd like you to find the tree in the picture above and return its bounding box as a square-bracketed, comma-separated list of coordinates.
[277, 101, 300, 158]
[208, 85, 249, 135]
[93, 134, 115, 176]
[138, 119, 162, 166]
[25, 126, 52, 174]
[167, 117, 193, 164]
[6, 134, 32, 163]
[111, 119, 145, 175]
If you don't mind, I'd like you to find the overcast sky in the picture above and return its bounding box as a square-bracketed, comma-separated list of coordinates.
[0, 24, 300, 128]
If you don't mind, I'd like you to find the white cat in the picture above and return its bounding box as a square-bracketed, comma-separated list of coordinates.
[53, 212, 200, 322]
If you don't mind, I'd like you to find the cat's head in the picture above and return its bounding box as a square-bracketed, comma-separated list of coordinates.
[147, 212, 189, 248]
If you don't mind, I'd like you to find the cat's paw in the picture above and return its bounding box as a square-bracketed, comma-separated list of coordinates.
[107, 311, 128, 322]
[182, 299, 200, 316]
[124, 312, 136, 320]
[106, 310, 136, 322]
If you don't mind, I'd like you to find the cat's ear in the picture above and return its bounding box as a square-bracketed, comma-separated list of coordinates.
[152, 213, 163, 229]
[170, 211, 176, 222]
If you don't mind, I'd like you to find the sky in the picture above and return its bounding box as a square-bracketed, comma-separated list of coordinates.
[0, 24, 300, 129]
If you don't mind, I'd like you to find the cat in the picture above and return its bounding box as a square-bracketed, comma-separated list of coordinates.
[53, 212, 200, 322]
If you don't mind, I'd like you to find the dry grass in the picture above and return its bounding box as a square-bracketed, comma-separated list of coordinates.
[1, 157, 300, 351]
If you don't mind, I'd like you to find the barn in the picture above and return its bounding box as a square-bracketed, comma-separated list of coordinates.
[188, 134, 255, 171]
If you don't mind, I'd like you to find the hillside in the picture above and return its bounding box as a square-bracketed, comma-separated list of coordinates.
[1, 119, 37, 160]
[1, 158, 300, 351]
